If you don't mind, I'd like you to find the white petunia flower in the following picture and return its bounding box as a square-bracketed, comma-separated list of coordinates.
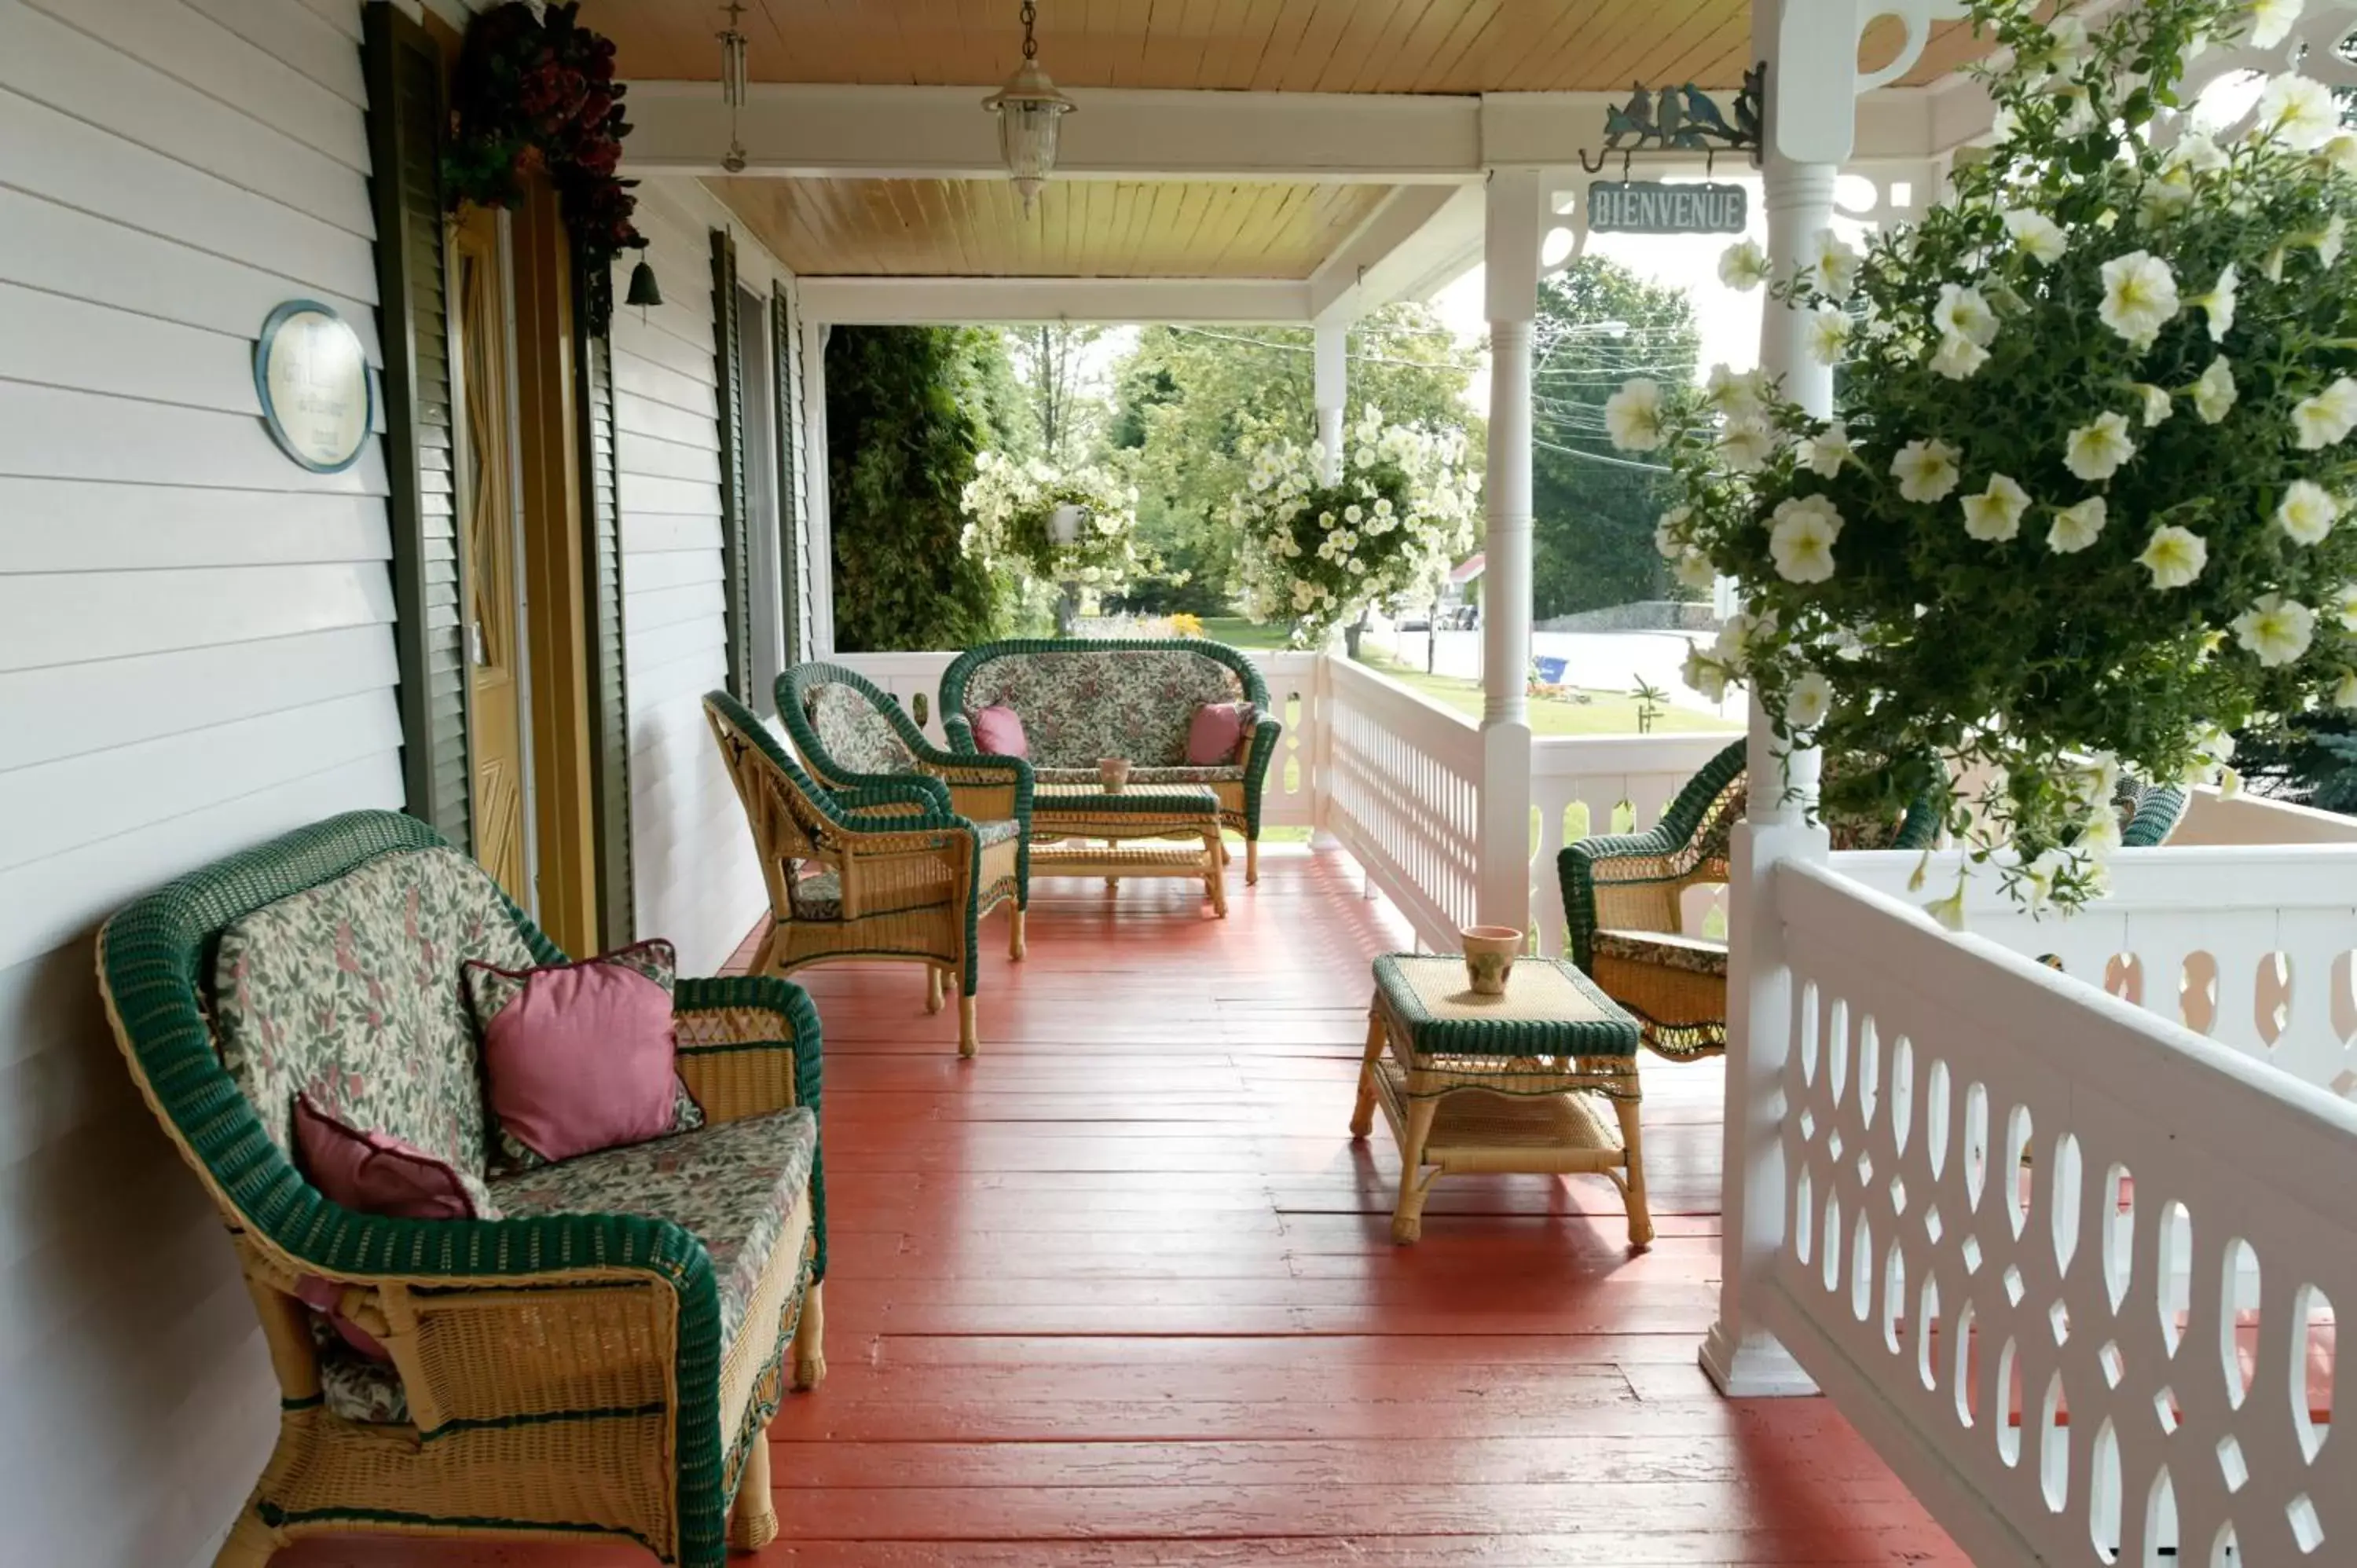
[2337, 670, 2357, 709]
[2322, 130, 2357, 174]
[2339, 583, 2357, 629]
[2191, 264, 2238, 342]
[2001, 207, 2067, 264]
[1930, 332, 1992, 380]
[1604, 378, 1667, 450]
[2133, 383, 2174, 426]
[1654, 506, 1692, 560]
[2277, 478, 2341, 544]
[1960, 474, 2031, 542]
[2138, 524, 2209, 588]
[2248, 0, 2304, 49]
[1800, 422, 1853, 478]
[2293, 377, 2357, 449]
[1717, 419, 1777, 473]
[1805, 303, 1851, 366]
[1704, 363, 1770, 419]
[1891, 438, 1962, 503]
[1934, 283, 1999, 346]
[1682, 647, 1729, 702]
[2047, 496, 2108, 554]
[1672, 550, 1718, 592]
[2098, 251, 2179, 347]
[2192, 357, 2238, 423]
[1784, 671, 1835, 730]
[2165, 130, 2231, 176]
[1718, 239, 1770, 291]
[2232, 594, 2317, 665]
[2260, 74, 2338, 150]
[1713, 610, 1758, 664]
[1343, 504, 1363, 523]
[1768, 494, 1843, 583]
[2065, 412, 2137, 482]
[1802, 228, 1861, 300]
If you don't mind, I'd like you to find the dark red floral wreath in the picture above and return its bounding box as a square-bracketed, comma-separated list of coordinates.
[445, 2, 643, 331]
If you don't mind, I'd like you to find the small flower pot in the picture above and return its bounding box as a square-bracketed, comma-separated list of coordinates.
[1098, 757, 1132, 794]
[1460, 925, 1523, 995]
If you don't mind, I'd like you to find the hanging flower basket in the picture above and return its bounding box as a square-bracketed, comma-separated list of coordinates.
[444, 1, 645, 332]
[960, 453, 1144, 599]
[1618, 0, 2357, 913]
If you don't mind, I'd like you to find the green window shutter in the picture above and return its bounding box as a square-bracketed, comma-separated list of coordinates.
[578, 324, 635, 950]
[365, 5, 472, 851]
[773, 280, 803, 665]
[711, 229, 753, 703]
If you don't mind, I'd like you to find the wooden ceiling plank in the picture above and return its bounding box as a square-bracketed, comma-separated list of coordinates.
[1312, 0, 1414, 94]
[1277, 0, 1356, 93]
[1415, 0, 1511, 94]
[1245, 0, 1320, 92]
[1352, 0, 1467, 94]
[1570, 0, 1706, 97]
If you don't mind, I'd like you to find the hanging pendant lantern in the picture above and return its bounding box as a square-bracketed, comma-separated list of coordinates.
[983, 1, 1075, 214]
[718, 1, 750, 173]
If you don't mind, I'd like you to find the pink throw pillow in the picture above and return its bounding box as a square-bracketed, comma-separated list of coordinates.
[1186, 702, 1252, 766]
[463, 940, 700, 1171]
[971, 704, 1028, 758]
[292, 1094, 497, 1361]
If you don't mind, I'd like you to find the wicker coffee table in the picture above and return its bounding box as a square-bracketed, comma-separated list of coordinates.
[1029, 781, 1228, 917]
[1350, 952, 1650, 1247]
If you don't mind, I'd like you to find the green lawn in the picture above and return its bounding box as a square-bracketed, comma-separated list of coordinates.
[1198, 616, 1295, 650]
[1358, 650, 1738, 736]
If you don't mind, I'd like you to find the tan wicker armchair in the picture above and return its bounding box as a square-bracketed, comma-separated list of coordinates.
[1559, 741, 1942, 1060]
[707, 689, 1020, 1057]
[95, 810, 825, 1566]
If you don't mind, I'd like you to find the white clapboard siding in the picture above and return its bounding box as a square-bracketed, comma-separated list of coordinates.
[613, 180, 807, 976]
[0, 5, 402, 1567]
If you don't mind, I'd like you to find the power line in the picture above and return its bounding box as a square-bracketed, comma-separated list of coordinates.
[1531, 435, 1674, 474]
[1160, 324, 1475, 372]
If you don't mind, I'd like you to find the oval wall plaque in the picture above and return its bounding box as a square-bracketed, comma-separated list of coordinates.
[254, 300, 372, 473]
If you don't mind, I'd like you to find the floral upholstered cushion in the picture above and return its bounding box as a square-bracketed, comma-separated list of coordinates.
[1592, 929, 1729, 977]
[786, 865, 843, 922]
[313, 1318, 412, 1424]
[961, 650, 1246, 770]
[973, 817, 1022, 848]
[802, 682, 918, 776]
[492, 1107, 819, 1354]
[212, 847, 536, 1177]
[1035, 765, 1246, 789]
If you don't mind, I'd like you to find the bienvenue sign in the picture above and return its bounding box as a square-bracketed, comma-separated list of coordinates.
[255, 300, 372, 474]
[1585, 180, 1748, 236]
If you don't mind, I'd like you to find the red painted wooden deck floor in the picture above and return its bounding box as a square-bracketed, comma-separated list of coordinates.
[284, 844, 1962, 1566]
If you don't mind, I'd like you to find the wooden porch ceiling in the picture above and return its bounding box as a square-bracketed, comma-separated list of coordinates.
[276, 845, 1962, 1566]
[580, 1, 1986, 94]
[705, 175, 1395, 278]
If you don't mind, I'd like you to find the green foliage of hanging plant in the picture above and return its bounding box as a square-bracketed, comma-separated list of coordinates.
[1622, 0, 2357, 914]
[444, 2, 643, 328]
[827, 326, 1007, 653]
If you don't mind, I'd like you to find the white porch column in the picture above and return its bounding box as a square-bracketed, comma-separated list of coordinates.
[1699, 0, 1838, 1400]
[1314, 321, 1347, 484]
[1475, 169, 1542, 933]
[801, 317, 836, 657]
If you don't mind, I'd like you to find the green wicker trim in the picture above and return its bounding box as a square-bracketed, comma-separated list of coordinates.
[281, 1393, 325, 1412]
[2124, 783, 2188, 847]
[255, 1504, 662, 1562]
[721, 1249, 814, 1513]
[937, 636, 1276, 839]
[834, 777, 954, 815]
[418, 1401, 669, 1442]
[778, 661, 1036, 904]
[1370, 953, 1637, 1059]
[94, 810, 811, 1568]
[1033, 789, 1225, 820]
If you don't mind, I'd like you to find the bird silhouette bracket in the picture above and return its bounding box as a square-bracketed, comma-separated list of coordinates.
[1578, 64, 1764, 176]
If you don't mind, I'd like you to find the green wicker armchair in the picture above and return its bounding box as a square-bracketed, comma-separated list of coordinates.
[778, 660, 1033, 958]
[709, 690, 1020, 1056]
[95, 810, 825, 1566]
[937, 636, 1284, 884]
[1559, 741, 1943, 1060]
[2117, 775, 2190, 845]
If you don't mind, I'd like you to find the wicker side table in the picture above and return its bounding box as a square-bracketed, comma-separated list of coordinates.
[1350, 953, 1651, 1247]
[1028, 781, 1227, 917]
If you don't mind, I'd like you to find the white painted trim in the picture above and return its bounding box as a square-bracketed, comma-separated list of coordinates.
[1309, 184, 1479, 324]
[797, 277, 1315, 325]
[799, 316, 834, 655]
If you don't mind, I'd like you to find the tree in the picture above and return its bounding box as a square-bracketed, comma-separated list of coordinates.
[826, 325, 1009, 651]
[1106, 305, 1480, 614]
[1006, 324, 1108, 467]
[1528, 258, 1701, 621]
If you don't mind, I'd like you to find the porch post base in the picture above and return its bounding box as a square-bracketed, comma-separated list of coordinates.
[1698, 1321, 1816, 1398]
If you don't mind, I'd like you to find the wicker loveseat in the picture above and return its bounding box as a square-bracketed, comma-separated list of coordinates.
[938, 636, 1283, 884]
[96, 811, 825, 1566]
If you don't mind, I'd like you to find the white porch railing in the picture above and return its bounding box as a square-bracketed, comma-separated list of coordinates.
[1528, 731, 1731, 958]
[1754, 855, 2357, 1567]
[1320, 654, 1485, 947]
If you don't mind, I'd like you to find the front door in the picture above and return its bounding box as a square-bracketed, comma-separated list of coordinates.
[450, 203, 532, 907]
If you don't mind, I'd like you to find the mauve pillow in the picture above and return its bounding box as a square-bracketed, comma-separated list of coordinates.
[971, 704, 1028, 758]
[464, 940, 699, 1171]
[1186, 701, 1252, 766]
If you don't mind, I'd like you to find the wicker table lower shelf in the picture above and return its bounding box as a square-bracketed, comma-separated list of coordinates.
[1030, 782, 1228, 917]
